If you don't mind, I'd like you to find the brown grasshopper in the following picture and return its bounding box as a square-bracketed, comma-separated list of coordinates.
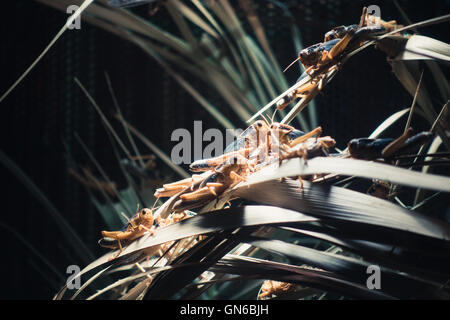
[154, 174, 207, 198]
[294, 7, 396, 77]
[269, 125, 325, 161]
[259, 280, 299, 299]
[275, 127, 336, 189]
[279, 136, 336, 163]
[155, 154, 253, 213]
[180, 154, 253, 203]
[100, 207, 156, 260]
[155, 120, 270, 200]
[278, 7, 399, 110]
[189, 120, 270, 173]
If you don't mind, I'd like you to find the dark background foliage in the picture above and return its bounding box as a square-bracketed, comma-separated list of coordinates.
[0, 0, 448, 298]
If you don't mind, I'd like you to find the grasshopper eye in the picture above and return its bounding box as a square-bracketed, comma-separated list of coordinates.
[299, 50, 306, 60]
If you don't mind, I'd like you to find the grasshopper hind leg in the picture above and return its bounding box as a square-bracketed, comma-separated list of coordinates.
[108, 240, 123, 261]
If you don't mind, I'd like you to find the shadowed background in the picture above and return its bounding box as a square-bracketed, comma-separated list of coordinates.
[0, 0, 448, 298]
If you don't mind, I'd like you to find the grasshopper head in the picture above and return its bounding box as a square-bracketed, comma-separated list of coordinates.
[298, 44, 321, 67]
[253, 120, 267, 130]
[139, 208, 154, 226]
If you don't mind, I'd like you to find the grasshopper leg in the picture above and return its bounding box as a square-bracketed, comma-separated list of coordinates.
[139, 225, 155, 235]
[259, 291, 271, 299]
[381, 127, 413, 159]
[108, 240, 123, 261]
[229, 170, 246, 182]
[205, 183, 219, 196]
[102, 230, 133, 260]
[327, 31, 355, 60]
[289, 127, 323, 147]
[304, 66, 315, 78]
[180, 186, 221, 201]
[298, 176, 304, 190]
[358, 7, 368, 29]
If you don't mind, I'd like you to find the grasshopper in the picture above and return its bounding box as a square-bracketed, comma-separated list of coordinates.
[294, 7, 396, 76]
[278, 7, 399, 110]
[279, 135, 336, 163]
[154, 173, 207, 198]
[347, 128, 433, 160]
[275, 127, 336, 189]
[270, 125, 324, 158]
[99, 207, 156, 260]
[180, 154, 252, 203]
[259, 280, 299, 299]
[156, 154, 253, 212]
[189, 120, 270, 173]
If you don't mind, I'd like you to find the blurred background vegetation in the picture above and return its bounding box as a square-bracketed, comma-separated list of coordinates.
[0, 0, 448, 298]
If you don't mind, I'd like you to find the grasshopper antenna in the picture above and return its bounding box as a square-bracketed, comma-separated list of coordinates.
[150, 197, 159, 212]
[283, 56, 301, 73]
[259, 112, 270, 126]
[271, 108, 278, 124]
[120, 211, 131, 222]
